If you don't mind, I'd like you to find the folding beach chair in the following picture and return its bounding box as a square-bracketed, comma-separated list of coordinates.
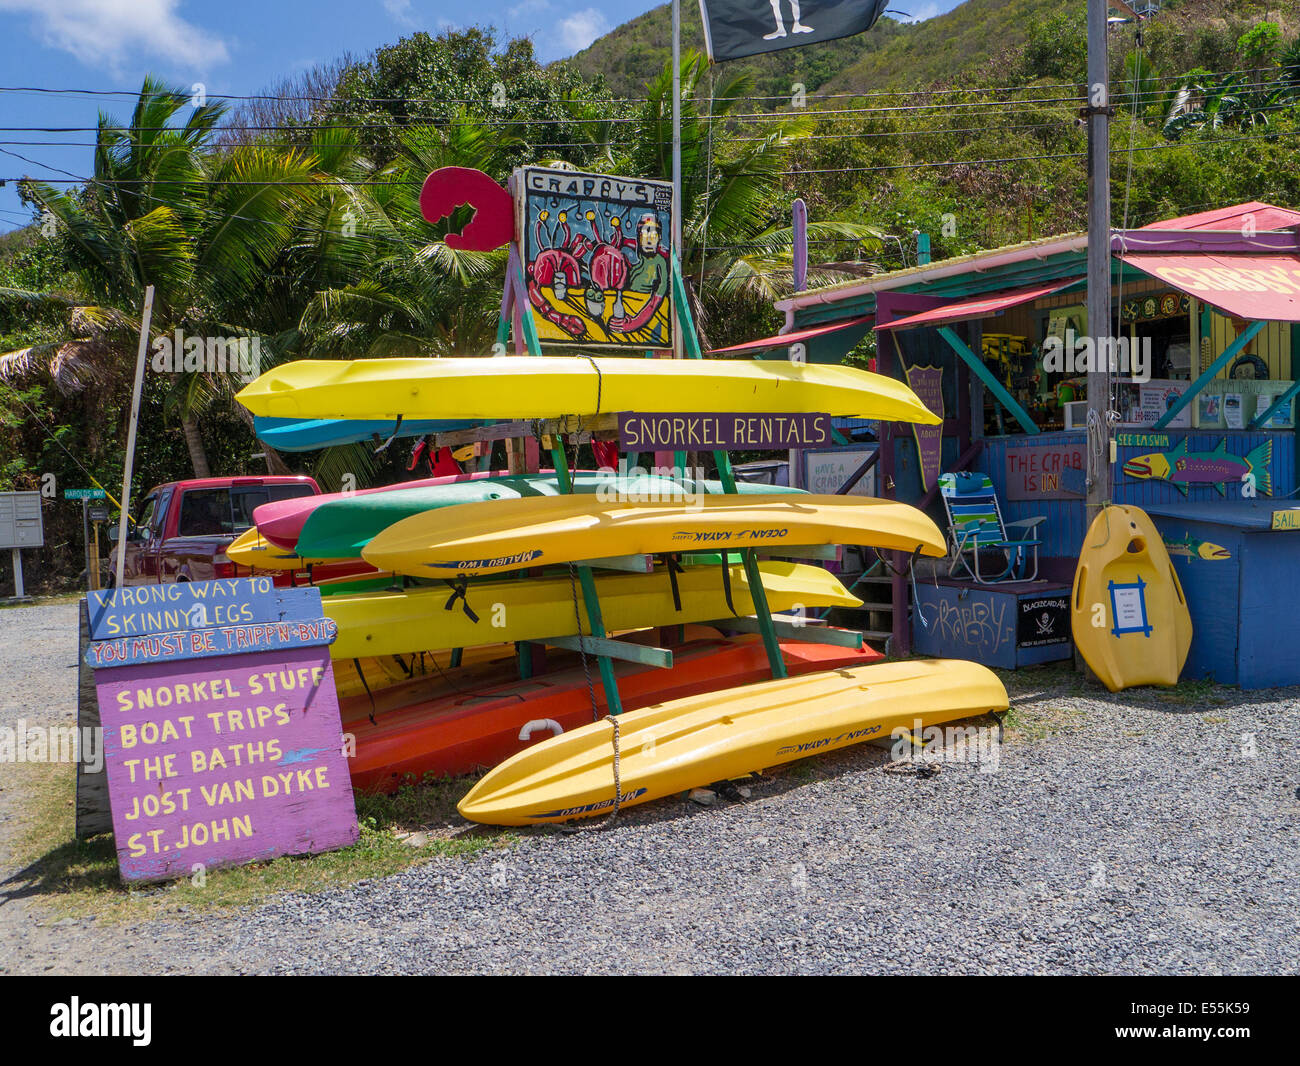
[938, 471, 1044, 583]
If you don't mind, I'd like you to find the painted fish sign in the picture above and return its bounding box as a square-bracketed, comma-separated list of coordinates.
[1161, 533, 1232, 561]
[1122, 437, 1273, 497]
[517, 167, 674, 349]
[85, 578, 357, 883]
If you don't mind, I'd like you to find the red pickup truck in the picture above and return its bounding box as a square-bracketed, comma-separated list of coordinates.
[109, 475, 361, 587]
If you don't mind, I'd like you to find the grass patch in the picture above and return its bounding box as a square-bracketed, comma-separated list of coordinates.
[0, 592, 82, 611]
[2, 763, 507, 923]
[1155, 678, 1223, 707]
[1001, 703, 1086, 743]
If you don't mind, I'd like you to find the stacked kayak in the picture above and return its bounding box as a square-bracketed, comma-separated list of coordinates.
[459, 659, 1008, 825]
[234, 352, 1006, 822]
[344, 634, 886, 791]
[325, 560, 862, 659]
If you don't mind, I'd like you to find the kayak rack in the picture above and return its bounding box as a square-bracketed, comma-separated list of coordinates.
[481, 244, 796, 715]
[523, 635, 674, 669]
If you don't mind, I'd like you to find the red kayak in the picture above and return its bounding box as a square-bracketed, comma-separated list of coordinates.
[342, 633, 883, 793]
[253, 470, 515, 550]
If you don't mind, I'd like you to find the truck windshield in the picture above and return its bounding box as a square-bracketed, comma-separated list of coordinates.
[177, 490, 233, 536]
[176, 484, 314, 536]
[231, 484, 314, 531]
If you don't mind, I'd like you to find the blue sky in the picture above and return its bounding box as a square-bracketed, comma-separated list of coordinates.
[0, 0, 958, 233]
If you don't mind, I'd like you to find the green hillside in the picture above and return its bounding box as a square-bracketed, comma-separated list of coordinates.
[568, 0, 1298, 97]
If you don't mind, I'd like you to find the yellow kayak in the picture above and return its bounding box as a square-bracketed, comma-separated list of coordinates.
[458, 659, 1009, 825]
[234, 356, 941, 425]
[362, 494, 945, 577]
[325, 560, 861, 659]
[227, 527, 323, 571]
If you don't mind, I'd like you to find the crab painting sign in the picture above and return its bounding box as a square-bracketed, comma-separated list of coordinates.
[517, 166, 674, 349]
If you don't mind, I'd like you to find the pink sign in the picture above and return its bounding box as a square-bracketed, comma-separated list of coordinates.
[904, 364, 944, 491]
[95, 647, 358, 882]
[1006, 441, 1086, 500]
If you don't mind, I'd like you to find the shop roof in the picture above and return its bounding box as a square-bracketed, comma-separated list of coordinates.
[874, 280, 1080, 332]
[1140, 201, 1300, 232]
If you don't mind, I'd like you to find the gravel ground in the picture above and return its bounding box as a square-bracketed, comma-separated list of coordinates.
[1, 600, 1297, 975]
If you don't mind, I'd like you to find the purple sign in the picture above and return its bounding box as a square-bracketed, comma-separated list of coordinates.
[904, 365, 943, 491]
[95, 646, 358, 882]
[618, 412, 831, 450]
[1007, 441, 1086, 500]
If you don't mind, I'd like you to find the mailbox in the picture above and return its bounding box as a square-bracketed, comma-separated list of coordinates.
[0, 491, 44, 550]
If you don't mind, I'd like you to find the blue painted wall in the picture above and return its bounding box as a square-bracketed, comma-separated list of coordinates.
[976, 430, 1297, 565]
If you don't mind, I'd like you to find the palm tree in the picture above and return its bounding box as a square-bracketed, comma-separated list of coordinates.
[1, 77, 323, 476]
[618, 51, 883, 343]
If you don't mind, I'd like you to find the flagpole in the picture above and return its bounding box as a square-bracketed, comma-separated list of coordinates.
[671, 0, 683, 358]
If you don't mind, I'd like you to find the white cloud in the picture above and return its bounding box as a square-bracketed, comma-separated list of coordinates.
[0, 0, 229, 73]
[508, 0, 551, 16]
[896, 2, 940, 23]
[557, 8, 609, 53]
[383, 0, 417, 27]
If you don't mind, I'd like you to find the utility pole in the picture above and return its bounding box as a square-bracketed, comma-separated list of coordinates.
[1085, 0, 1113, 521]
[671, 0, 684, 358]
[114, 285, 154, 589]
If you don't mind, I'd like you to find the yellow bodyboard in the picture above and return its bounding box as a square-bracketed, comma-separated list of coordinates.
[1070, 505, 1193, 691]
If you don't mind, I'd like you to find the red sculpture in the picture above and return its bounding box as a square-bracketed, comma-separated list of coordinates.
[419, 166, 514, 251]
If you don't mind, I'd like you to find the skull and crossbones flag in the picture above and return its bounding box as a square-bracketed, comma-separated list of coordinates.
[699, 0, 892, 62]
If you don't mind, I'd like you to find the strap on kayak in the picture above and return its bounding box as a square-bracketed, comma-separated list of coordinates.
[871, 544, 929, 629]
[352, 658, 377, 726]
[392, 654, 414, 678]
[719, 551, 739, 616]
[374, 415, 405, 453]
[442, 577, 479, 623]
[660, 553, 683, 611]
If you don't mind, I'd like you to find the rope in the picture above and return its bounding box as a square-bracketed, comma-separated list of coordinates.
[580, 354, 604, 418]
[352, 658, 377, 726]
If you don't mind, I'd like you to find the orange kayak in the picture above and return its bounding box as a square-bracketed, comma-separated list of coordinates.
[344, 634, 881, 793]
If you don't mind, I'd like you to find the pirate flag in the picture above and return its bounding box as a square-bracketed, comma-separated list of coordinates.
[699, 0, 892, 62]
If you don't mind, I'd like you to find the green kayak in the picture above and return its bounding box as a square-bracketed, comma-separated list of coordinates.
[296, 473, 800, 560]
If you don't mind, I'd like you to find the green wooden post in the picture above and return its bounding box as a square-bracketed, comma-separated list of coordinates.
[514, 262, 543, 357]
[550, 440, 622, 715]
[671, 254, 787, 679]
[1155, 321, 1266, 429]
[1249, 378, 1300, 429]
[937, 326, 1039, 435]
